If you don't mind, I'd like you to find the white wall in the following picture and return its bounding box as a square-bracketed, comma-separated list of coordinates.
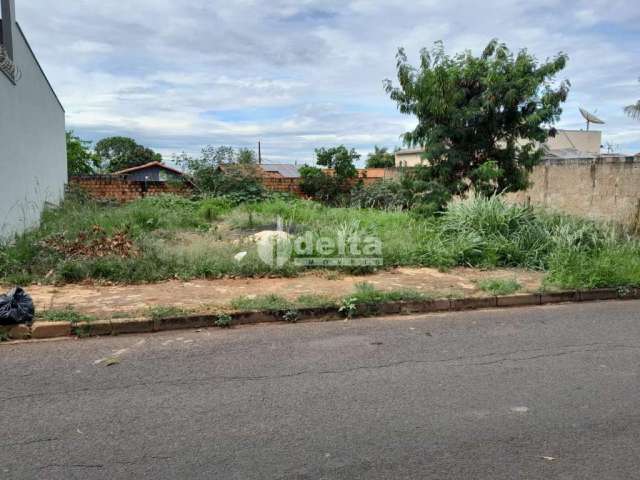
[0, 24, 66, 238]
[546, 130, 602, 155]
[394, 130, 604, 167]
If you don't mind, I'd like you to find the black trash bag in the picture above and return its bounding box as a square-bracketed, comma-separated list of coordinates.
[0, 287, 35, 326]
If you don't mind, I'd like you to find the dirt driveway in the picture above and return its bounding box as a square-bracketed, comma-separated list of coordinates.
[19, 267, 545, 318]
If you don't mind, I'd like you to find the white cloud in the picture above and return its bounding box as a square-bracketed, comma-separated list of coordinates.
[16, 0, 640, 161]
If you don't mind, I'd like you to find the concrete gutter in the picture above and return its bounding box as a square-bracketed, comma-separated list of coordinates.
[0, 288, 635, 341]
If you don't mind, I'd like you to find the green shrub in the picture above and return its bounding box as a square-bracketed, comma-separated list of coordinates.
[350, 180, 407, 210]
[198, 197, 233, 221]
[215, 314, 233, 328]
[299, 165, 342, 203]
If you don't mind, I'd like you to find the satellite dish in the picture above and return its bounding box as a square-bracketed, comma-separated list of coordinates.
[579, 107, 605, 131]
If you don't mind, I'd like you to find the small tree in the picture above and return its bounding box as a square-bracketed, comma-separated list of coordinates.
[299, 165, 340, 202]
[315, 146, 359, 182]
[95, 136, 162, 172]
[299, 146, 359, 204]
[366, 146, 396, 168]
[236, 148, 257, 165]
[175, 146, 265, 202]
[66, 131, 100, 176]
[384, 39, 569, 209]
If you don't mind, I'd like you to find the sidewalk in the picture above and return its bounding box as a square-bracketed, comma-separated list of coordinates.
[22, 267, 544, 318]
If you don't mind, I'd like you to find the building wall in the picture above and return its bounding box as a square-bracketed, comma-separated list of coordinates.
[394, 130, 604, 167]
[69, 176, 192, 202]
[0, 23, 66, 238]
[395, 150, 425, 167]
[546, 130, 601, 154]
[261, 177, 305, 196]
[506, 156, 640, 225]
[123, 166, 182, 182]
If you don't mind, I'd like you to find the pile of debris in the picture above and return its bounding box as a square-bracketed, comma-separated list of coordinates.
[41, 225, 136, 258]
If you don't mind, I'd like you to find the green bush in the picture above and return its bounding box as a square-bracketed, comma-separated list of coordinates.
[350, 180, 407, 210]
[198, 197, 233, 221]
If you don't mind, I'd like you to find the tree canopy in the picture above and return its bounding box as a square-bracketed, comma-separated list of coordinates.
[314, 146, 359, 181]
[174, 146, 264, 200]
[299, 145, 360, 203]
[66, 131, 100, 176]
[366, 146, 396, 168]
[384, 39, 569, 207]
[95, 136, 162, 172]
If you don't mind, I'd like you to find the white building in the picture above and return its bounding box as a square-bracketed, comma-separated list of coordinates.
[395, 130, 603, 167]
[0, 0, 66, 238]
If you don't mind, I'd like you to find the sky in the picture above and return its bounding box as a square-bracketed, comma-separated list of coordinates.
[16, 0, 640, 165]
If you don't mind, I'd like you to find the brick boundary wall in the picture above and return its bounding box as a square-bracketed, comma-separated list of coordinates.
[260, 168, 399, 198]
[69, 175, 192, 203]
[261, 177, 305, 196]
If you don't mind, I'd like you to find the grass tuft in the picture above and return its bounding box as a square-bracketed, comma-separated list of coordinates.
[230, 294, 293, 312]
[477, 278, 522, 296]
[39, 307, 96, 323]
[148, 306, 191, 321]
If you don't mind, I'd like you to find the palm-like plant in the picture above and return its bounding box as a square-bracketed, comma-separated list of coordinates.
[624, 78, 640, 120]
[625, 102, 640, 120]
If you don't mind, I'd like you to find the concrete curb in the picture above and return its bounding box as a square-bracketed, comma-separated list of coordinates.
[1, 287, 637, 342]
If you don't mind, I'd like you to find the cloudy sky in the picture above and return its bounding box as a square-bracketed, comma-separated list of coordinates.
[17, 0, 640, 164]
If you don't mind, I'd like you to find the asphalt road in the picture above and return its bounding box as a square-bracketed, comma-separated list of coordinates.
[2, 301, 640, 479]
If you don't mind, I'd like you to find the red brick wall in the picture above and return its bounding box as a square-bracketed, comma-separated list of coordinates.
[71, 168, 400, 203]
[261, 177, 305, 196]
[69, 176, 192, 202]
[259, 168, 399, 197]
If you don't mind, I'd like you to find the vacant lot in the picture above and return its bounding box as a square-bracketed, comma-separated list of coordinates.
[1, 193, 640, 293]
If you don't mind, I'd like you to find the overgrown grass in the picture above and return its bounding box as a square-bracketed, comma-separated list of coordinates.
[2, 193, 640, 290]
[229, 294, 337, 312]
[348, 282, 431, 303]
[39, 306, 96, 323]
[148, 305, 191, 320]
[477, 278, 522, 296]
[230, 294, 293, 311]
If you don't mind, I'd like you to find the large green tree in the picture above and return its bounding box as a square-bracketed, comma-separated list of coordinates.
[95, 136, 162, 172]
[366, 146, 396, 168]
[66, 131, 100, 176]
[384, 39, 569, 206]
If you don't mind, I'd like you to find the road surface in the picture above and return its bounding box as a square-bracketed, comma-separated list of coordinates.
[2, 301, 640, 479]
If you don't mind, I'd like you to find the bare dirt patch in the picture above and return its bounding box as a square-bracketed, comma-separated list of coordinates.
[24, 267, 544, 319]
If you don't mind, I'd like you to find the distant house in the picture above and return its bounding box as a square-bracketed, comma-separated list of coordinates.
[114, 162, 188, 183]
[258, 163, 302, 179]
[394, 130, 603, 167]
[0, 0, 66, 238]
